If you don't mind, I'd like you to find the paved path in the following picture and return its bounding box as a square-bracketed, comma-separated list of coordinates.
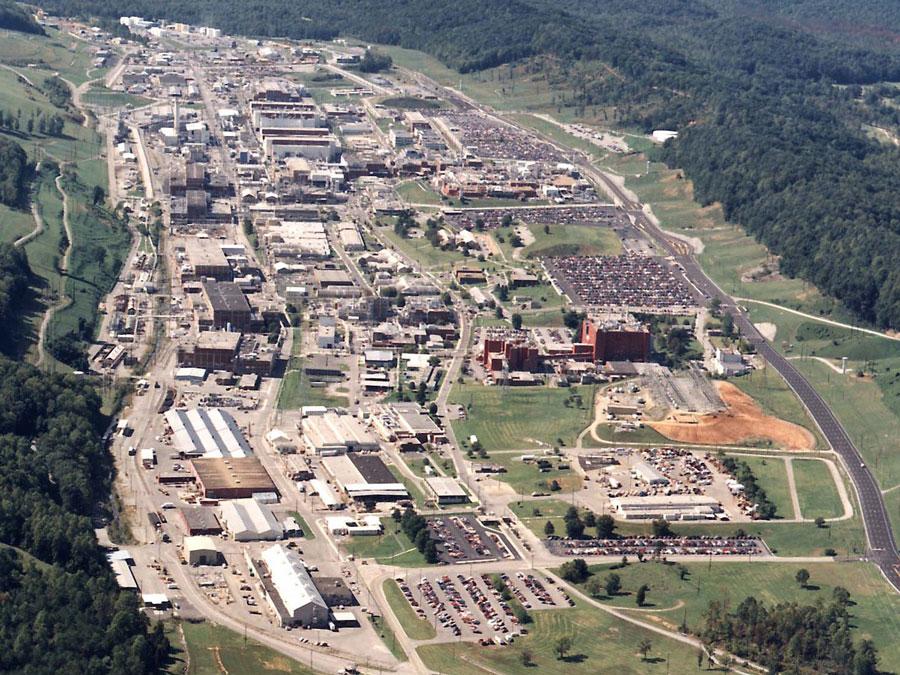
[784, 457, 803, 520]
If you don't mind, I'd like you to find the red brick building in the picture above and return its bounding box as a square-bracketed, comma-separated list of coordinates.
[579, 318, 651, 363]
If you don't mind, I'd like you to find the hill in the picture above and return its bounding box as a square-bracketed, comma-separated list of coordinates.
[0, 0, 44, 34]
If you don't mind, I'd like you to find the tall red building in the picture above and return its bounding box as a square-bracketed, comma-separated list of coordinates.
[579, 317, 651, 363]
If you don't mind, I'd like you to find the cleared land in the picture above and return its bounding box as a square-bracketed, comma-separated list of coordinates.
[277, 362, 349, 410]
[342, 521, 428, 567]
[650, 381, 815, 450]
[568, 560, 900, 673]
[519, 223, 622, 258]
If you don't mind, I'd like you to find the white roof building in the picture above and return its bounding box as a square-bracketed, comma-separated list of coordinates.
[184, 535, 223, 565]
[301, 412, 380, 455]
[261, 544, 329, 627]
[165, 408, 252, 458]
[219, 499, 284, 541]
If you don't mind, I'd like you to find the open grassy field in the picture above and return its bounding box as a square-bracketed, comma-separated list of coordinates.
[0, 203, 34, 245]
[567, 560, 900, 673]
[792, 459, 844, 520]
[342, 519, 428, 567]
[449, 383, 595, 451]
[383, 579, 436, 640]
[81, 84, 151, 109]
[396, 179, 444, 206]
[509, 498, 587, 537]
[176, 621, 314, 675]
[277, 362, 349, 410]
[520, 223, 622, 259]
[418, 600, 707, 675]
[734, 455, 794, 519]
[380, 227, 478, 271]
[510, 113, 608, 161]
[0, 27, 101, 86]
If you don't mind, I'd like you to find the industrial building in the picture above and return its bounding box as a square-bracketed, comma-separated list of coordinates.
[425, 477, 469, 505]
[182, 238, 233, 280]
[179, 506, 223, 535]
[326, 515, 383, 536]
[191, 457, 279, 500]
[371, 403, 445, 444]
[301, 412, 380, 455]
[611, 495, 722, 521]
[632, 461, 670, 486]
[258, 544, 329, 628]
[219, 499, 284, 540]
[165, 408, 253, 458]
[201, 280, 253, 330]
[184, 535, 223, 565]
[321, 453, 408, 503]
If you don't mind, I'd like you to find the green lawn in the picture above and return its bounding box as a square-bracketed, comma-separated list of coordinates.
[380, 227, 473, 270]
[792, 459, 843, 520]
[521, 223, 622, 259]
[567, 560, 900, 673]
[383, 579, 436, 640]
[277, 363, 349, 410]
[396, 179, 444, 206]
[509, 498, 588, 537]
[449, 383, 595, 451]
[81, 85, 151, 109]
[343, 520, 429, 567]
[418, 600, 707, 675]
[733, 455, 794, 519]
[177, 621, 314, 675]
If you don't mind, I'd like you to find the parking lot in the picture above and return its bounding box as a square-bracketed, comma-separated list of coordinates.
[548, 535, 768, 557]
[394, 569, 572, 643]
[428, 515, 518, 564]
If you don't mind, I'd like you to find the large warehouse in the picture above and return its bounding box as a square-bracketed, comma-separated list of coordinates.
[191, 457, 278, 499]
[165, 408, 253, 458]
[259, 544, 330, 628]
[219, 499, 284, 540]
[611, 495, 722, 521]
[320, 454, 409, 503]
[301, 412, 381, 455]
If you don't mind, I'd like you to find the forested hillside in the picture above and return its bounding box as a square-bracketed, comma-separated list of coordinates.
[36, 0, 900, 326]
[0, 358, 169, 672]
[0, 138, 31, 206]
[0, 0, 44, 34]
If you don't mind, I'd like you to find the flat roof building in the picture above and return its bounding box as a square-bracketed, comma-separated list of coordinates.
[301, 412, 380, 455]
[372, 403, 445, 444]
[425, 477, 469, 505]
[192, 457, 278, 500]
[612, 495, 721, 521]
[184, 238, 232, 281]
[202, 280, 252, 330]
[179, 506, 223, 535]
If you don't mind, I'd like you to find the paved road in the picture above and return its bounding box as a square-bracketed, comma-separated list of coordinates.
[590, 173, 900, 591]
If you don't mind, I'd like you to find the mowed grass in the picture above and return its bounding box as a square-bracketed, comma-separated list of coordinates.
[342, 520, 428, 567]
[449, 384, 595, 451]
[734, 455, 794, 519]
[568, 560, 900, 673]
[792, 459, 844, 520]
[287, 511, 315, 539]
[396, 179, 444, 205]
[418, 601, 707, 675]
[383, 579, 436, 640]
[522, 223, 622, 258]
[81, 85, 151, 109]
[178, 621, 314, 675]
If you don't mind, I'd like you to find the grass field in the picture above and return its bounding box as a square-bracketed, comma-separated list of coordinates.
[0, 202, 34, 245]
[0, 27, 100, 86]
[368, 613, 407, 663]
[520, 223, 622, 259]
[449, 384, 595, 451]
[175, 621, 314, 675]
[510, 113, 608, 161]
[383, 579, 437, 640]
[792, 459, 844, 520]
[342, 520, 428, 567]
[509, 498, 587, 537]
[287, 512, 315, 539]
[396, 179, 443, 205]
[380, 227, 476, 270]
[567, 560, 900, 672]
[277, 362, 349, 410]
[81, 84, 151, 109]
[418, 600, 707, 675]
[734, 455, 794, 519]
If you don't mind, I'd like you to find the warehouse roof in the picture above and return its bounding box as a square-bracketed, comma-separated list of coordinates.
[165, 407, 252, 458]
[185, 238, 229, 268]
[220, 499, 284, 538]
[203, 280, 251, 313]
[261, 544, 327, 616]
[425, 476, 468, 500]
[184, 535, 220, 553]
[192, 457, 277, 495]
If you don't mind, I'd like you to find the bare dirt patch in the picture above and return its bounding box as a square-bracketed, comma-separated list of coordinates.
[649, 381, 814, 451]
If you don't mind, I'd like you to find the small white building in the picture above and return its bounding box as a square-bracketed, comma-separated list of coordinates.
[714, 348, 749, 377]
[326, 515, 383, 536]
[184, 535, 223, 565]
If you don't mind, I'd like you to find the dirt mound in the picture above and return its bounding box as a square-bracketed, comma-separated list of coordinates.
[649, 382, 815, 450]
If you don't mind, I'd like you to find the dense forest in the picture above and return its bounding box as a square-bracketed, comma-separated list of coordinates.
[32, 0, 900, 327]
[0, 357, 169, 672]
[702, 593, 878, 674]
[0, 243, 31, 350]
[0, 0, 44, 34]
[0, 138, 31, 206]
